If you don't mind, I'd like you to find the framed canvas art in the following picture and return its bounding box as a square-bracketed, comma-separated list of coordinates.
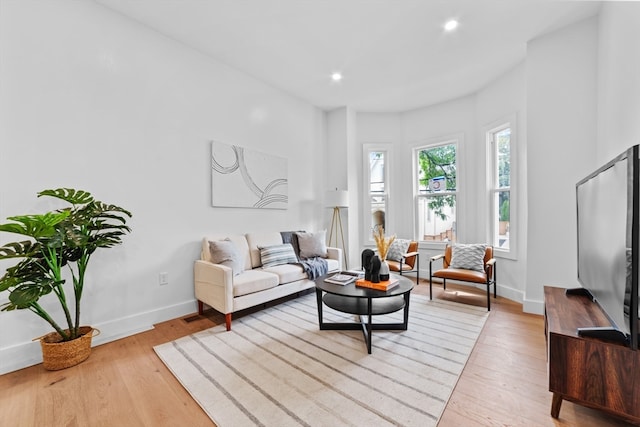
[211, 141, 288, 209]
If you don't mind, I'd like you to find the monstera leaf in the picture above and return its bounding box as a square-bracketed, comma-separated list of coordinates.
[0, 211, 70, 239]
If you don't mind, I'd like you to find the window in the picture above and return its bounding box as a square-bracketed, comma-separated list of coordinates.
[489, 124, 512, 251]
[364, 145, 390, 242]
[415, 141, 457, 243]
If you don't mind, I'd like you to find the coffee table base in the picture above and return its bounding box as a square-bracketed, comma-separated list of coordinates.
[316, 289, 411, 354]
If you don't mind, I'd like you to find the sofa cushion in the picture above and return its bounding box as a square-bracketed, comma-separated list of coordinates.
[296, 230, 327, 259]
[208, 239, 244, 276]
[259, 244, 298, 268]
[246, 232, 284, 268]
[233, 270, 279, 297]
[203, 235, 252, 271]
[262, 263, 307, 284]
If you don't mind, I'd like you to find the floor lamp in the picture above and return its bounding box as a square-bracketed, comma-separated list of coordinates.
[326, 189, 349, 269]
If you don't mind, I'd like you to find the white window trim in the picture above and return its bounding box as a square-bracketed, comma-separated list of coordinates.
[485, 114, 517, 260]
[411, 133, 464, 249]
[362, 143, 392, 246]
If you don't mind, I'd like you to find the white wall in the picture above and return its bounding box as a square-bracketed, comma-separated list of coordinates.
[357, 70, 526, 303]
[597, 3, 640, 161]
[524, 17, 598, 312]
[475, 64, 527, 302]
[0, 1, 326, 373]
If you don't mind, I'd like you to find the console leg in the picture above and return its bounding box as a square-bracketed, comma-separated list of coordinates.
[551, 393, 563, 418]
[225, 313, 232, 331]
[198, 300, 204, 315]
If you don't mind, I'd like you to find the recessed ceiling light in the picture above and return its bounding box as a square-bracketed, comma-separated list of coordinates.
[444, 19, 459, 32]
[331, 72, 343, 82]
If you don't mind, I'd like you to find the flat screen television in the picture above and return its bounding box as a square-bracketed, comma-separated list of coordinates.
[575, 144, 639, 350]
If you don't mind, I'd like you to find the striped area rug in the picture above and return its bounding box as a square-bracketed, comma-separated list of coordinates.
[154, 292, 489, 427]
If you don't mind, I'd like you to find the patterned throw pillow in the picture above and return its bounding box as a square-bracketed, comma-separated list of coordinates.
[387, 239, 411, 262]
[296, 230, 328, 259]
[209, 239, 245, 276]
[449, 243, 487, 272]
[259, 244, 298, 268]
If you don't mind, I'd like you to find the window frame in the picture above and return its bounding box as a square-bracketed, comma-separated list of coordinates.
[412, 135, 462, 248]
[486, 115, 517, 260]
[363, 143, 392, 245]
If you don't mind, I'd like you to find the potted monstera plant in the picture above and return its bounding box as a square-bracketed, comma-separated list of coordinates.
[0, 188, 131, 370]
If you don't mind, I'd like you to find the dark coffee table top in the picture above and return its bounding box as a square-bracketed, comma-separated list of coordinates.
[315, 273, 414, 298]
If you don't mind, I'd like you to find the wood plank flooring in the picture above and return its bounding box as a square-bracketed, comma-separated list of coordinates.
[1, 281, 637, 426]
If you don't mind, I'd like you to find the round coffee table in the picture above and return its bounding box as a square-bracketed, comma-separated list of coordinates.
[314, 273, 414, 354]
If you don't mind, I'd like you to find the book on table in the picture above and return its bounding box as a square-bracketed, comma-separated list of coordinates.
[355, 278, 399, 291]
[324, 271, 361, 285]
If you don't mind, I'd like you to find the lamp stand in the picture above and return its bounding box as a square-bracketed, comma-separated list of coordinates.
[328, 206, 348, 269]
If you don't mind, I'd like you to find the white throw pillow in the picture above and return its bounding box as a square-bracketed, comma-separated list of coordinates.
[295, 230, 328, 259]
[449, 243, 486, 272]
[387, 239, 411, 262]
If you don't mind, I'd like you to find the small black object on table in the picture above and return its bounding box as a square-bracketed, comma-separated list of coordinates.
[314, 273, 414, 354]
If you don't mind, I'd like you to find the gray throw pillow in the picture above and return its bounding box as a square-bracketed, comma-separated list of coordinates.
[449, 243, 486, 272]
[295, 230, 328, 259]
[209, 239, 244, 276]
[387, 239, 411, 262]
[259, 244, 298, 268]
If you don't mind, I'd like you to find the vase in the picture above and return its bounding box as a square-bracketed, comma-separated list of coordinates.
[380, 259, 390, 281]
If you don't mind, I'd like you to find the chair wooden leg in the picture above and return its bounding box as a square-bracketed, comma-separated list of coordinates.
[225, 313, 232, 331]
[198, 300, 204, 315]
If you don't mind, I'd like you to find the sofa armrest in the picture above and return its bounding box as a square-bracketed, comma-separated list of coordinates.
[194, 260, 234, 314]
[326, 246, 343, 270]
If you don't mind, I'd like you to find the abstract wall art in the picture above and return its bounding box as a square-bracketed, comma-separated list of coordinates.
[211, 141, 288, 209]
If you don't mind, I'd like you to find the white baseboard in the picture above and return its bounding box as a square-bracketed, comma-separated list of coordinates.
[523, 298, 544, 315]
[0, 299, 197, 375]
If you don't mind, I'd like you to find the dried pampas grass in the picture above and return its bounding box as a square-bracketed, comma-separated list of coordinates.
[373, 226, 395, 261]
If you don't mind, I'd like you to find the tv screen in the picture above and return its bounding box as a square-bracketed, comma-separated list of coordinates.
[576, 145, 639, 350]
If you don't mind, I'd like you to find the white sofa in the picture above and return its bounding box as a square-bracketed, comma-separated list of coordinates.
[194, 231, 342, 330]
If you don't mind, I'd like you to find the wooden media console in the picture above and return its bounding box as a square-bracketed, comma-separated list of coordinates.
[544, 286, 640, 423]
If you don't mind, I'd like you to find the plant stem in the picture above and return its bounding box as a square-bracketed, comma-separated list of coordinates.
[29, 303, 69, 341]
[45, 246, 74, 334]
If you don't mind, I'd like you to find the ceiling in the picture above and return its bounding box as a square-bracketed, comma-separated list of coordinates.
[95, 0, 601, 112]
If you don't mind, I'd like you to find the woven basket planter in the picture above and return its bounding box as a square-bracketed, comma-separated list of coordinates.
[35, 326, 100, 371]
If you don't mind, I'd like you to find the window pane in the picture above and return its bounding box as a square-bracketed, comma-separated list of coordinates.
[418, 195, 456, 242]
[496, 128, 510, 188]
[494, 190, 510, 249]
[417, 144, 456, 193]
[371, 195, 386, 232]
[370, 152, 385, 193]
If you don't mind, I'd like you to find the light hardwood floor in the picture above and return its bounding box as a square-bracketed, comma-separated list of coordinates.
[1, 281, 637, 427]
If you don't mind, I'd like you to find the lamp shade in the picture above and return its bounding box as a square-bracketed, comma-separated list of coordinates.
[325, 190, 349, 208]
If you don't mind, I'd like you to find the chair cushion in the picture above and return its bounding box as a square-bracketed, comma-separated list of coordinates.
[208, 239, 245, 276]
[387, 260, 413, 272]
[433, 268, 487, 284]
[233, 270, 279, 297]
[296, 230, 328, 259]
[259, 244, 298, 268]
[387, 239, 411, 262]
[449, 243, 486, 272]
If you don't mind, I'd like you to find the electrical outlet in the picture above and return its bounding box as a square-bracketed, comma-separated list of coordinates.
[159, 272, 169, 286]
